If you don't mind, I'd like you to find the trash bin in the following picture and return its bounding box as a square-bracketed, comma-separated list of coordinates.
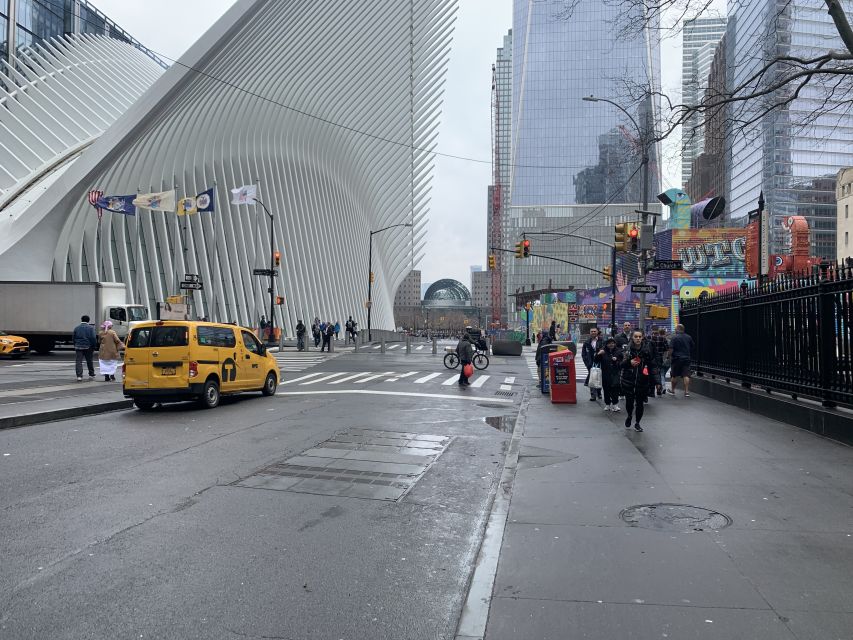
[537, 343, 569, 394]
[548, 350, 577, 404]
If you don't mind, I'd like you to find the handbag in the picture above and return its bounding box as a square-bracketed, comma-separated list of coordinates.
[463, 363, 474, 378]
[588, 365, 602, 389]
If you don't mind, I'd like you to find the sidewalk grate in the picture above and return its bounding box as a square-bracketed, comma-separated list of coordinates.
[233, 429, 450, 501]
[494, 390, 516, 398]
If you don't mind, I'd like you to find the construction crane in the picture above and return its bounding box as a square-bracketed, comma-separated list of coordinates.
[490, 63, 504, 327]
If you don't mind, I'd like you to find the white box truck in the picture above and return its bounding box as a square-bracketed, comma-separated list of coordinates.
[0, 282, 149, 353]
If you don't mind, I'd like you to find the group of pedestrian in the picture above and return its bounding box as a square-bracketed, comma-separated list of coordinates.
[582, 322, 694, 432]
[73, 315, 122, 382]
[300, 316, 357, 352]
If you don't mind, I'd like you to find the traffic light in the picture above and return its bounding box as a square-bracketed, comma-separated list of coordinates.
[522, 239, 531, 258]
[628, 225, 640, 252]
[275, 296, 284, 305]
[515, 241, 524, 259]
[614, 223, 628, 252]
[369, 271, 375, 283]
[273, 251, 281, 267]
[602, 265, 612, 282]
[488, 254, 496, 270]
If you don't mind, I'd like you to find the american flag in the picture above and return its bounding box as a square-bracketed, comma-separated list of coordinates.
[88, 190, 104, 221]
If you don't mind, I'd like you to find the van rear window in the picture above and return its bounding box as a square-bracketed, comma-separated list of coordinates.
[128, 326, 188, 348]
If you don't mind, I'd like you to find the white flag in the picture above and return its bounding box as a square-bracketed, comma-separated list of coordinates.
[230, 184, 258, 205]
[133, 190, 176, 212]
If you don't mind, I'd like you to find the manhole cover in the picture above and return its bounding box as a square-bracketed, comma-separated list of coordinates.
[619, 503, 732, 532]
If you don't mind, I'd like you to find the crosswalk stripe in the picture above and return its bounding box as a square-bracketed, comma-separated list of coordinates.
[504, 377, 515, 384]
[354, 371, 395, 383]
[388, 344, 399, 350]
[414, 373, 441, 384]
[281, 372, 327, 385]
[470, 375, 490, 388]
[328, 372, 372, 385]
[416, 345, 424, 350]
[300, 372, 349, 385]
[442, 374, 459, 386]
[385, 371, 417, 382]
[500, 384, 513, 391]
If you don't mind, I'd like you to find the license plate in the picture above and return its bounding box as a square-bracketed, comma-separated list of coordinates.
[161, 367, 176, 376]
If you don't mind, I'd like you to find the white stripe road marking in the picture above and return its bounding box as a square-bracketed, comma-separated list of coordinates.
[280, 372, 327, 385]
[470, 375, 490, 388]
[299, 372, 350, 385]
[414, 373, 441, 384]
[276, 390, 513, 403]
[385, 371, 418, 382]
[500, 385, 513, 391]
[442, 374, 459, 386]
[387, 344, 399, 350]
[416, 345, 424, 350]
[373, 344, 382, 349]
[328, 372, 372, 385]
[354, 372, 395, 383]
[504, 377, 515, 384]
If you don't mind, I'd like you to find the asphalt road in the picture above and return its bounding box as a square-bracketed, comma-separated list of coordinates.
[0, 350, 527, 639]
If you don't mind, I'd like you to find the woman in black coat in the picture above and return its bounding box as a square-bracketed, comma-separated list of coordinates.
[620, 330, 654, 432]
[594, 337, 623, 412]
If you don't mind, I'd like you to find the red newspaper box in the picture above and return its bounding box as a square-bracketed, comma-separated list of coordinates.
[549, 350, 577, 404]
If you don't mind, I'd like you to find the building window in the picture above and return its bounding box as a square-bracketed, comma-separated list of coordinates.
[847, 204, 849, 219]
[846, 232, 849, 247]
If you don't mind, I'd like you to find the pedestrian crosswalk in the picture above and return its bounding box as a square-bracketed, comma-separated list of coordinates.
[273, 350, 346, 373]
[279, 369, 520, 393]
[525, 353, 589, 380]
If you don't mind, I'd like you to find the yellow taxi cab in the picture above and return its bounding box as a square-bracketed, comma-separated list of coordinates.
[0, 331, 29, 359]
[122, 320, 280, 411]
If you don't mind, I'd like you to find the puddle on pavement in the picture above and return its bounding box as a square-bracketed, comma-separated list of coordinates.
[483, 415, 516, 433]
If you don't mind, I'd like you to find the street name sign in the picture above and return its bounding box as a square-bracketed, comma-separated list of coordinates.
[252, 268, 278, 277]
[652, 259, 683, 271]
[179, 281, 203, 290]
[631, 284, 657, 294]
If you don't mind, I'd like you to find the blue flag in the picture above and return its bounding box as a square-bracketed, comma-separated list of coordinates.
[196, 188, 214, 213]
[96, 194, 136, 216]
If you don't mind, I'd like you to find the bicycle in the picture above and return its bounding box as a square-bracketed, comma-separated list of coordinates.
[443, 348, 489, 370]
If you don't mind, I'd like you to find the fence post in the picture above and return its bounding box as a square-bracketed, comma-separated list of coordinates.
[432, 337, 437, 354]
[739, 292, 750, 388]
[817, 270, 837, 407]
[694, 300, 702, 376]
[406, 335, 411, 354]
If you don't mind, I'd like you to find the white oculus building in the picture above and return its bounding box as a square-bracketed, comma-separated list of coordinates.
[0, 0, 458, 334]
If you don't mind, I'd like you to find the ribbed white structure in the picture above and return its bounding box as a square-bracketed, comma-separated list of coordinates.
[0, 0, 457, 334]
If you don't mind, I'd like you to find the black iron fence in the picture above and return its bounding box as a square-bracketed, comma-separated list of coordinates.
[680, 265, 853, 408]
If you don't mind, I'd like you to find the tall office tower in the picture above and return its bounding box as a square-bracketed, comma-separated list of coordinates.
[728, 0, 853, 258]
[1, 0, 159, 65]
[489, 29, 512, 326]
[510, 0, 661, 207]
[681, 16, 727, 187]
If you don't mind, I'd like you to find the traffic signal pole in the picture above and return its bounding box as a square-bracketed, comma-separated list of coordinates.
[253, 197, 275, 344]
[367, 223, 413, 342]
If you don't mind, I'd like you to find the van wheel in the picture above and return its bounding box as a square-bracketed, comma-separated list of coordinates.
[198, 379, 220, 409]
[134, 399, 156, 411]
[261, 372, 277, 396]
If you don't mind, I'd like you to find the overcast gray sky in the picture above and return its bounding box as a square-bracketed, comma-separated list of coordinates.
[94, 0, 686, 290]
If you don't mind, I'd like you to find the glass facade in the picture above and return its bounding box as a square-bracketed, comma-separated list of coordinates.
[3, 0, 160, 65]
[727, 0, 853, 259]
[510, 0, 661, 206]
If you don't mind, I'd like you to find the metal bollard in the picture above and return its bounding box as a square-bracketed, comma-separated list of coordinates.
[354, 338, 359, 353]
[381, 337, 386, 353]
[432, 337, 437, 354]
[329, 337, 334, 353]
[406, 335, 411, 354]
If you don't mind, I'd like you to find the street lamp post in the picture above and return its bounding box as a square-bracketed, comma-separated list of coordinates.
[367, 223, 413, 341]
[253, 197, 275, 344]
[583, 95, 652, 332]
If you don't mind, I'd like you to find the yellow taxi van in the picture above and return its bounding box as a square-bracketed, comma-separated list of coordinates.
[123, 320, 280, 410]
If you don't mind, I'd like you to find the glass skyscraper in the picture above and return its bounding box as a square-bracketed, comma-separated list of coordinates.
[2, 0, 158, 65]
[727, 0, 853, 258]
[510, 0, 661, 206]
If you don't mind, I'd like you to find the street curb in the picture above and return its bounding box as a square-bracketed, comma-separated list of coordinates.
[455, 386, 530, 640]
[0, 400, 134, 431]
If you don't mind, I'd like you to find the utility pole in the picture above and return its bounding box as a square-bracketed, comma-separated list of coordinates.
[367, 223, 413, 341]
[253, 197, 276, 344]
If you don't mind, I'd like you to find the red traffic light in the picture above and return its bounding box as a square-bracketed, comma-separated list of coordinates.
[273, 251, 281, 267]
[628, 227, 639, 238]
[522, 239, 530, 248]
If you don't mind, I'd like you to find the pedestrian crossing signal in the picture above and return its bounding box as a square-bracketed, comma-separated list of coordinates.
[628, 225, 640, 252]
[275, 296, 284, 305]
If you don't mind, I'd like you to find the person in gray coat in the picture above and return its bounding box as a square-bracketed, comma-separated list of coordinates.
[456, 333, 474, 386]
[73, 315, 97, 381]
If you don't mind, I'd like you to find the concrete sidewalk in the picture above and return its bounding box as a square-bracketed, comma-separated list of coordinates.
[0, 378, 130, 429]
[483, 378, 853, 639]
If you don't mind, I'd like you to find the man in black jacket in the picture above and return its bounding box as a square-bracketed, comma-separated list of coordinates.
[295, 319, 306, 351]
[581, 327, 603, 401]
